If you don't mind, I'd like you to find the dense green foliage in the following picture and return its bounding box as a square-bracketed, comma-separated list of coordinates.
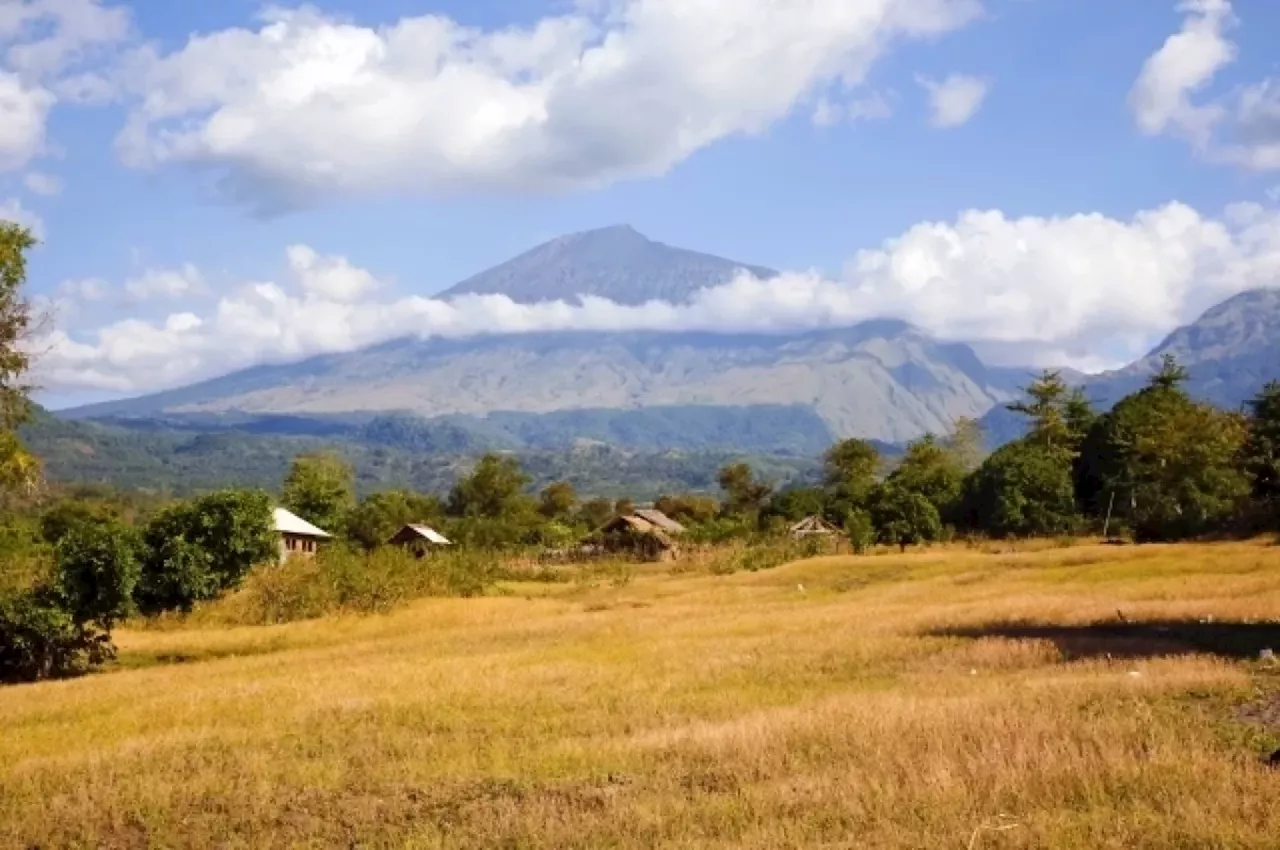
[283, 452, 356, 532]
[136, 491, 276, 615]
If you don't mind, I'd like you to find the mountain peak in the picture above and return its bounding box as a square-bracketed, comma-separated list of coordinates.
[438, 226, 777, 305]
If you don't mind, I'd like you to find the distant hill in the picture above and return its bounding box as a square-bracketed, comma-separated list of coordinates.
[437, 224, 778, 305]
[19, 406, 826, 499]
[62, 324, 1024, 445]
[1087, 288, 1280, 410]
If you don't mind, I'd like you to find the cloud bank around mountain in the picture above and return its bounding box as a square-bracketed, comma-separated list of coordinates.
[30, 198, 1280, 395]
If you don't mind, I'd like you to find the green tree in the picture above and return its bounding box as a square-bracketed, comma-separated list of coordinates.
[823, 438, 881, 515]
[538, 481, 577, 520]
[282, 451, 356, 532]
[717, 462, 773, 516]
[1007, 370, 1075, 454]
[886, 433, 964, 520]
[764, 486, 827, 523]
[869, 485, 942, 551]
[614, 497, 636, 517]
[39, 500, 117, 546]
[0, 222, 39, 494]
[654, 493, 720, 524]
[577, 497, 616, 530]
[136, 490, 276, 615]
[959, 441, 1078, 538]
[843, 508, 875, 554]
[1239, 380, 1280, 515]
[944, 417, 986, 473]
[1076, 360, 1246, 540]
[447, 453, 532, 519]
[344, 490, 444, 551]
[54, 518, 141, 629]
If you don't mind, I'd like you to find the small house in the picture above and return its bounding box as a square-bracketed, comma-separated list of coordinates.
[596, 509, 684, 561]
[387, 524, 453, 557]
[273, 507, 332, 563]
[790, 515, 840, 538]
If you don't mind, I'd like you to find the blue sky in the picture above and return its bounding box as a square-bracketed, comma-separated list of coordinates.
[2, 0, 1280, 406]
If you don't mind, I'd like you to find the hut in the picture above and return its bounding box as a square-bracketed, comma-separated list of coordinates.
[596, 509, 684, 561]
[790, 515, 840, 538]
[387, 524, 453, 557]
[273, 507, 332, 563]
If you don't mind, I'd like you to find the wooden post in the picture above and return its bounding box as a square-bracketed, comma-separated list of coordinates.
[1102, 490, 1116, 539]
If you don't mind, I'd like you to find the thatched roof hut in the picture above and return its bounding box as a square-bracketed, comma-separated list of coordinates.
[596, 511, 682, 561]
[790, 515, 840, 537]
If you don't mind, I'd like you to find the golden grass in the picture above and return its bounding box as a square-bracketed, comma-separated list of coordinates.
[3, 541, 1280, 848]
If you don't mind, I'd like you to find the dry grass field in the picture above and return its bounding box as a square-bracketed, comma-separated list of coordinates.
[3, 541, 1280, 848]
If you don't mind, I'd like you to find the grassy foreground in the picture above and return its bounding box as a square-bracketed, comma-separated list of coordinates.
[3, 542, 1280, 848]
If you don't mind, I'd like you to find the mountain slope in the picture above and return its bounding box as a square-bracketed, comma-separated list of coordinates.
[437, 225, 778, 304]
[1089, 288, 1280, 410]
[63, 323, 1022, 444]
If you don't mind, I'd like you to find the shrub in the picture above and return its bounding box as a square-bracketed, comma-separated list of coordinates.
[0, 589, 113, 684]
[137, 490, 275, 615]
[54, 518, 141, 628]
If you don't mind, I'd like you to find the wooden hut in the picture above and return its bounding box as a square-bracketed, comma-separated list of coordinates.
[790, 515, 840, 538]
[273, 507, 332, 563]
[387, 524, 453, 557]
[596, 511, 683, 562]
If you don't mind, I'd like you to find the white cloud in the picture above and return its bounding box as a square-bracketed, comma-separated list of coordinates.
[1129, 0, 1280, 172]
[812, 91, 893, 127]
[59, 277, 110, 301]
[1, 0, 131, 76]
[0, 1, 132, 170]
[110, 0, 983, 209]
[1129, 0, 1235, 146]
[286, 244, 380, 302]
[123, 264, 206, 301]
[0, 71, 54, 171]
[32, 199, 1280, 394]
[917, 73, 989, 128]
[0, 196, 44, 236]
[23, 170, 62, 196]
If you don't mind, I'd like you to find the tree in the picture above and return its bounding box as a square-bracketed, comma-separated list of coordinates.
[886, 434, 964, 520]
[578, 497, 616, 530]
[654, 493, 720, 525]
[1076, 361, 1246, 540]
[843, 509, 875, 554]
[1007, 370, 1081, 455]
[283, 451, 355, 532]
[0, 222, 39, 494]
[823, 438, 881, 516]
[344, 490, 444, 551]
[869, 485, 942, 551]
[944, 417, 986, 474]
[40, 500, 117, 545]
[958, 441, 1078, 538]
[764, 487, 827, 523]
[136, 490, 276, 615]
[538, 481, 577, 520]
[1239, 380, 1280, 514]
[614, 497, 636, 517]
[717, 462, 773, 516]
[54, 518, 141, 629]
[447, 453, 532, 519]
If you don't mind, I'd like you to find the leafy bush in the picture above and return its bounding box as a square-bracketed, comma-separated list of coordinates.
[0, 588, 113, 683]
[54, 518, 141, 628]
[235, 546, 496, 625]
[137, 489, 275, 615]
